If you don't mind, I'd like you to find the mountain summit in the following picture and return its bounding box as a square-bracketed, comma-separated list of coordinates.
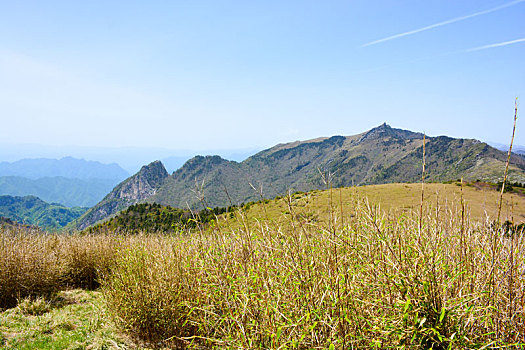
[359, 122, 422, 142]
[77, 124, 525, 228]
[150, 124, 524, 209]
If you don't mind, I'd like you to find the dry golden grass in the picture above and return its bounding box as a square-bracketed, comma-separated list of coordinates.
[2, 182, 524, 348]
[0, 228, 64, 309]
[62, 234, 119, 290]
[224, 183, 525, 231]
[101, 192, 524, 348]
[0, 230, 119, 310]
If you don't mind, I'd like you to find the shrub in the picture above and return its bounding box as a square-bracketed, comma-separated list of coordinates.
[102, 237, 198, 347]
[0, 228, 64, 309]
[62, 233, 118, 290]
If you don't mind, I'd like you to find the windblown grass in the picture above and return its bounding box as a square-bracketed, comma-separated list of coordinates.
[1, 183, 524, 348]
[102, 193, 525, 348]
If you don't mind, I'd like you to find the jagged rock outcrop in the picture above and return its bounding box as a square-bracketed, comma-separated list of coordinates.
[74, 161, 168, 229]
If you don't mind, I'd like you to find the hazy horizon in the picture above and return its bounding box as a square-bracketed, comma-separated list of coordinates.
[1, 122, 524, 173]
[0, 142, 262, 173]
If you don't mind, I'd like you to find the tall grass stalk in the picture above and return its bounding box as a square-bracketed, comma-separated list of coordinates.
[497, 98, 518, 225]
[101, 197, 525, 348]
[419, 133, 426, 235]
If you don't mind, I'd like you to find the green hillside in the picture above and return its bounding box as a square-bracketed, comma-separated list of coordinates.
[151, 124, 525, 209]
[86, 182, 525, 235]
[85, 202, 228, 233]
[0, 216, 40, 231]
[226, 182, 525, 227]
[77, 124, 525, 229]
[0, 195, 87, 231]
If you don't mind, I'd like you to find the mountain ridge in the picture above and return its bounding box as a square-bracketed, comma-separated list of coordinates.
[152, 123, 525, 208]
[77, 124, 525, 229]
[0, 157, 129, 180]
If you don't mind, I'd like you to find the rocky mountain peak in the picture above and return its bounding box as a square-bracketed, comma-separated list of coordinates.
[136, 160, 169, 189]
[376, 122, 390, 130]
[359, 123, 422, 143]
[108, 160, 168, 202]
[74, 160, 168, 229]
[361, 122, 394, 138]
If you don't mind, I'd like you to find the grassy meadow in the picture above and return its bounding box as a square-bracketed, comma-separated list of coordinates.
[225, 182, 525, 229]
[1, 182, 525, 349]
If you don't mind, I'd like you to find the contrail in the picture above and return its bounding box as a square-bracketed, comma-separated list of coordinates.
[362, 0, 525, 47]
[463, 37, 525, 52]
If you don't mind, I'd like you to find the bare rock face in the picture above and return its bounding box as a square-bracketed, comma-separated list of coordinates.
[105, 160, 168, 201]
[75, 161, 168, 230]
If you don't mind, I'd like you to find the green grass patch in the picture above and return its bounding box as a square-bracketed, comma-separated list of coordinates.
[0, 289, 131, 349]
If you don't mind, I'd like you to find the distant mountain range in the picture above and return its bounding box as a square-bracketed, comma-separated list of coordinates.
[0, 176, 119, 207]
[0, 195, 87, 231]
[489, 142, 525, 156]
[0, 157, 129, 207]
[0, 144, 260, 173]
[0, 157, 128, 180]
[75, 124, 525, 229]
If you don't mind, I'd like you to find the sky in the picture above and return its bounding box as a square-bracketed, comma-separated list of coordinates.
[1, 0, 524, 157]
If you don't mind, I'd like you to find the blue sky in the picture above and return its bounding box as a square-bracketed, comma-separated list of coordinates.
[1, 0, 524, 152]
